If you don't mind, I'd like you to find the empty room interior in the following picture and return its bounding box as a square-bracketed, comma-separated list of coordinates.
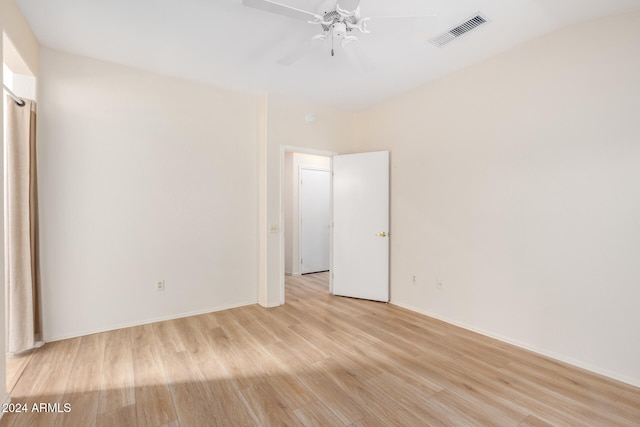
[1, 0, 640, 425]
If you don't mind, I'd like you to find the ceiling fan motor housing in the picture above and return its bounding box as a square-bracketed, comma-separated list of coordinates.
[321, 10, 356, 32]
[332, 22, 347, 38]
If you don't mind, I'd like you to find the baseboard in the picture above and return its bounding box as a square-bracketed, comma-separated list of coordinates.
[391, 301, 640, 389]
[43, 300, 258, 342]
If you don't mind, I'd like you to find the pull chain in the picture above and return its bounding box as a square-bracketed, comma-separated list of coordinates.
[331, 27, 335, 57]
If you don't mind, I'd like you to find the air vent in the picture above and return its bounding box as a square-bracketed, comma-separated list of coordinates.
[429, 13, 488, 47]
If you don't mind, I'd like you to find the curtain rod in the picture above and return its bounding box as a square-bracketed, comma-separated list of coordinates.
[2, 83, 26, 107]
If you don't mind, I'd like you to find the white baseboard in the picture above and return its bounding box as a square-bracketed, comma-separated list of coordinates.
[44, 300, 257, 342]
[391, 301, 640, 389]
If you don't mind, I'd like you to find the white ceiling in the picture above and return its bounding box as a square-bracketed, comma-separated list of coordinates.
[15, 0, 640, 110]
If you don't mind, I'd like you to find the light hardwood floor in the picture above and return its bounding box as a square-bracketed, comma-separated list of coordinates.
[1, 272, 639, 426]
[6, 350, 35, 395]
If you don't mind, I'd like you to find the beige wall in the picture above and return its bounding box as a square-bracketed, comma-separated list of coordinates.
[34, 51, 359, 335]
[357, 12, 640, 386]
[37, 49, 260, 340]
[0, 0, 39, 75]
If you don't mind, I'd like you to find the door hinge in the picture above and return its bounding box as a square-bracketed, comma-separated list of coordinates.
[301, 258, 303, 265]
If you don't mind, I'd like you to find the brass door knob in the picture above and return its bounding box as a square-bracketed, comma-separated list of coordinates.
[376, 232, 387, 237]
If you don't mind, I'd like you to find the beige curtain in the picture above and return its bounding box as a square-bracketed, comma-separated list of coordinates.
[5, 96, 40, 353]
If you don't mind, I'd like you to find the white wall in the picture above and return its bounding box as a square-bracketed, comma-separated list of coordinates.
[3, 65, 36, 101]
[357, 12, 640, 386]
[38, 49, 260, 341]
[284, 153, 330, 275]
[9, 73, 36, 101]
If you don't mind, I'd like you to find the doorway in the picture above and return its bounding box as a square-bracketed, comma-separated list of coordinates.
[283, 152, 331, 280]
[299, 167, 330, 274]
[278, 149, 390, 305]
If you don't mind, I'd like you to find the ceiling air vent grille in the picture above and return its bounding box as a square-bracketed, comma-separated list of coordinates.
[429, 13, 488, 47]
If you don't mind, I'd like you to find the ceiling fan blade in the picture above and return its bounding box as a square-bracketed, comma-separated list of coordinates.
[336, 0, 361, 13]
[277, 36, 325, 66]
[366, 15, 438, 35]
[243, 0, 319, 21]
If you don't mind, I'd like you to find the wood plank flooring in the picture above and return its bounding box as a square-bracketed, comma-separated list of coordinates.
[6, 350, 35, 394]
[1, 272, 639, 426]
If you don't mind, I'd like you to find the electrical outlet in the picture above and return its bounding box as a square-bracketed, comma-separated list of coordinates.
[412, 275, 417, 284]
[155, 280, 165, 292]
[437, 281, 444, 290]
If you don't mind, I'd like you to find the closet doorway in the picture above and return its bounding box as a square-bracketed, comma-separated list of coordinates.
[283, 152, 331, 277]
[299, 167, 330, 274]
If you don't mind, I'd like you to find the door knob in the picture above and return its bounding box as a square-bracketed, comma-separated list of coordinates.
[376, 232, 387, 237]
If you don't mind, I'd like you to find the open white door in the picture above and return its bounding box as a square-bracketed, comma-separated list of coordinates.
[300, 168, 330, 274]
[332, 151, 389, 302]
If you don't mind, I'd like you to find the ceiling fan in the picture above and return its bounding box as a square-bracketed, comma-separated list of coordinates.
[242, 0, 437, 67]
